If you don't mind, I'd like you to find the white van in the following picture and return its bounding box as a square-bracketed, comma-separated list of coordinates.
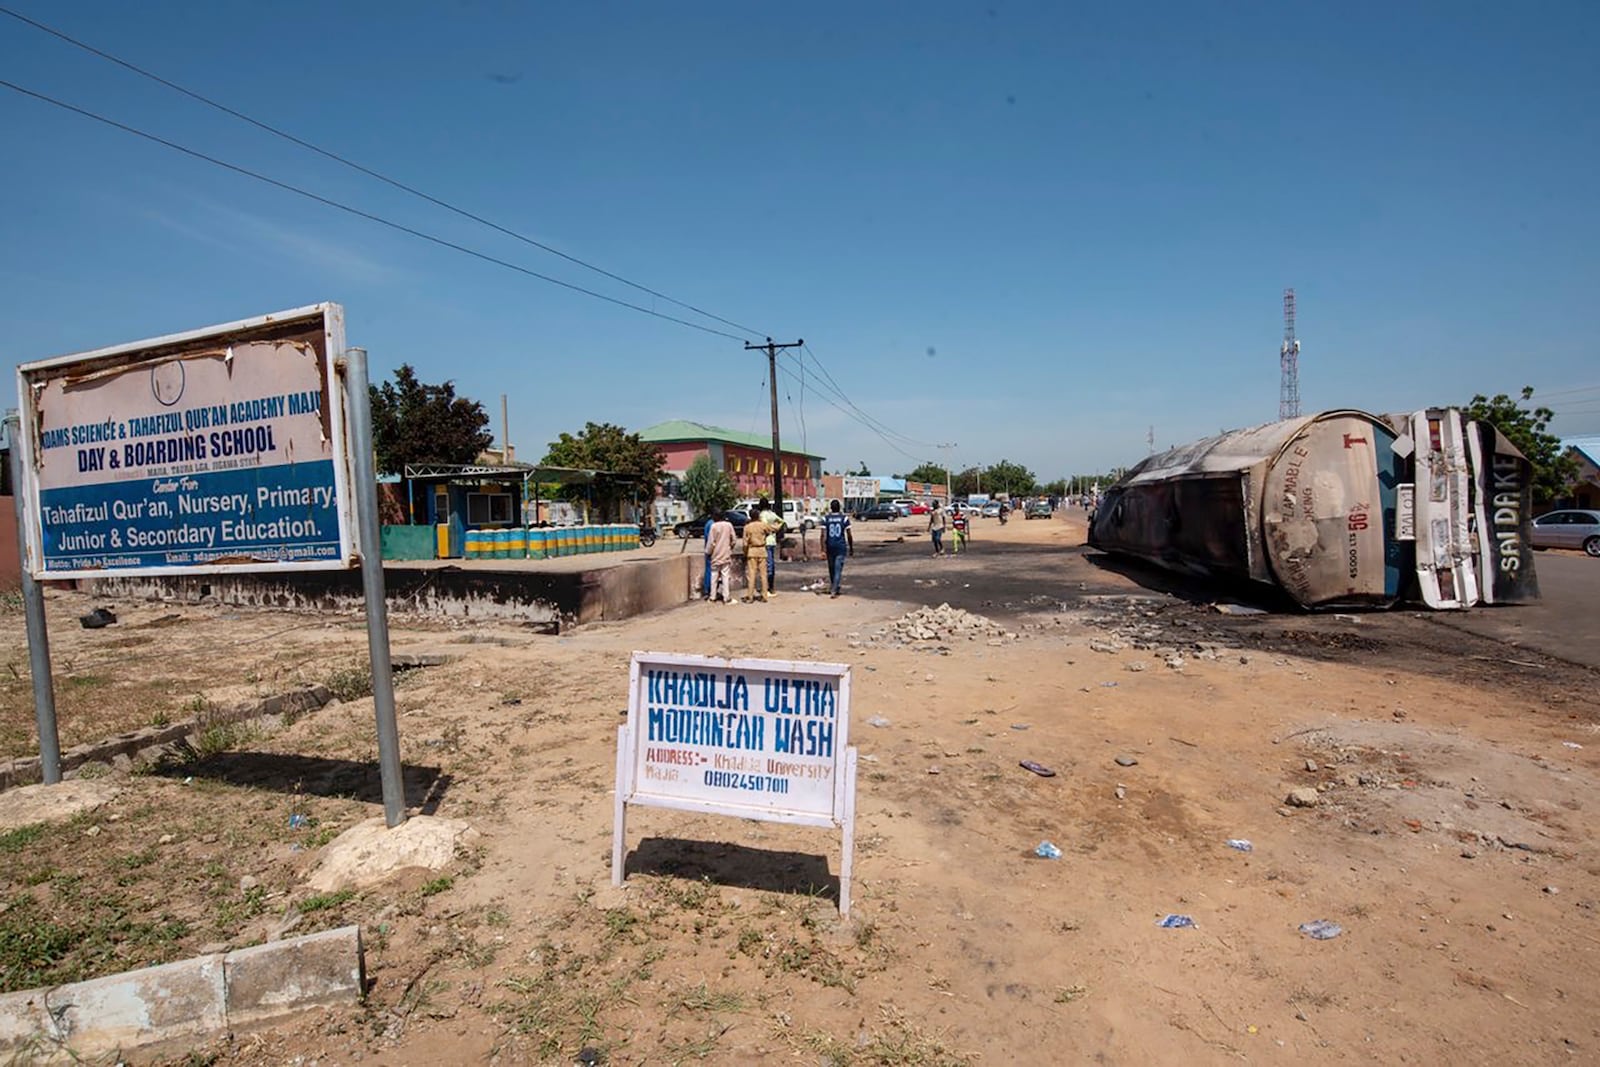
[736, 499, 816, 532]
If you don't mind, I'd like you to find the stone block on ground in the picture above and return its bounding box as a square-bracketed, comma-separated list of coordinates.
[224, 926, 363, 1030]
[306, 815, 472, 892]
[45, 953, 226, 1058]
[0, 779, 122, 833]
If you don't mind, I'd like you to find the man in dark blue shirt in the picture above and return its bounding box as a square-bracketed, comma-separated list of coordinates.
[821, 499, 854, 598]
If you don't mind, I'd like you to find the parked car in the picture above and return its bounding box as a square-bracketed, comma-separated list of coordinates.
[1025, 500, 1053, 519]
[736, 499, 817, 532]
[909, 501, 931, 515]
[890, 499, 914, 517]
[860, 503, 901, 521]
[674, 510, 751, 539]
[1530, 509, 1600, 556]
[981, 502, 1002, 518]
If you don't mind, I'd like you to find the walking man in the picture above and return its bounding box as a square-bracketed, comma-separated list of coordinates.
[706, 513, 736, 604]
[743, 510, 772, 602]
[928, 500, 947, 556]
[758, 497, 781, 594]
[822, 499, 853, 597]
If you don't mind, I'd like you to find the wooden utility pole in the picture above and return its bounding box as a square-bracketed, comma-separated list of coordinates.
[744, 336, 803, 514]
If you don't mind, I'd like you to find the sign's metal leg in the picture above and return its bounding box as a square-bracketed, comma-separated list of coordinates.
[6, 417, 60, 785]
[340, 349, 406, 828]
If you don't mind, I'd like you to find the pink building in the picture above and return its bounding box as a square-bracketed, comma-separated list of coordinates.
[641, 420, 824, 501]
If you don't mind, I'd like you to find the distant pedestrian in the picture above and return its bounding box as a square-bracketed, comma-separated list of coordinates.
[822, 499, 853, 597]
[758, 498, 781, 594]
[743, 511, 772, 602]
[951, 506, 969, 553]
[706, 513, 736, 604]
[928, 500, 947, 556]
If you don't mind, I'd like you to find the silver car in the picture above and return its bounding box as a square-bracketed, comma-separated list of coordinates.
[1529, 509, 1600, 557]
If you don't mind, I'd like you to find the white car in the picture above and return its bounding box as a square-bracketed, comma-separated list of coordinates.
[1530, 509, 1600, 557]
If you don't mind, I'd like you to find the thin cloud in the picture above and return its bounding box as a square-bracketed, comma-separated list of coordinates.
[141, 195, 400, 285]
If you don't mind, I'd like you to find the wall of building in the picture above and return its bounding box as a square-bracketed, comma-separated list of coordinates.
[0, 495, 18, 591]
[659, 439, 819, 500]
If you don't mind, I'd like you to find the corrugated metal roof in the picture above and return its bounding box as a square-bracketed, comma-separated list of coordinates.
[1564, 436, 1600, 468]
[639, 419, 824, 458]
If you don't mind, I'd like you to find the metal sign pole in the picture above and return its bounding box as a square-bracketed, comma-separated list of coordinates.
[5, 415, 61, 784]
[340, 349, 406, 828]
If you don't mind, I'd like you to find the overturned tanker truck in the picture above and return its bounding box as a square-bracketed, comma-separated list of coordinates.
[1087, 408, 1539, 610]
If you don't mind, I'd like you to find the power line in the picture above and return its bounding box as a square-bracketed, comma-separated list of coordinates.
[0, 5, 766, 341]
[0, 77, 747, 342]
[774, 360, 923, 463]
[793, 344, 936, 451]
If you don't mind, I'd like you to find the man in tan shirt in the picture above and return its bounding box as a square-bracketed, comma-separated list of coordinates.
[743, 514, 771, 602]
[706, 514, 737, 604]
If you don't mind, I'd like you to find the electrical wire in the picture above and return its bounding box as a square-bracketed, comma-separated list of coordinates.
[774, 359, 924, 464]
[795, 344, 938, 451]
[0, 77, 747, 342]
[0, 4, 766, 341]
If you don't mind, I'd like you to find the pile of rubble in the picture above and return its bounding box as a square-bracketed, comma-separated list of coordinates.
[852, 603, 1016, 650]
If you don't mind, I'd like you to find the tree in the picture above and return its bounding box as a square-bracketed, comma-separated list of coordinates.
[983, 459, 1038, 496]
[369, 364, 492, 475]
[905, 462, 949, 486]
[1042, 478, 1067, 497]
[1463, 387, 1577, 505]
[681, 454, 737, 516]
[543, 422, 667, 520]
[851, 462, 872, 476]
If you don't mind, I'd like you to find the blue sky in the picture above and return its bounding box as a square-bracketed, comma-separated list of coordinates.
[3, 1, 1597, 480]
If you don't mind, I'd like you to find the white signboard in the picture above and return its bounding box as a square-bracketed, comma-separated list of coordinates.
[14, 304, 355, 579]
[1396, 483, 1416, 541]
[841, 475, 879, 500]
[612, 652, 859, 915]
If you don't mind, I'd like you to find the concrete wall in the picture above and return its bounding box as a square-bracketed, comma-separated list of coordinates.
[80, 554, 695, 627]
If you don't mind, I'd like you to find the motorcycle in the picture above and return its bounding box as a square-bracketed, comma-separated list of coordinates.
[638, 521, 657, 548]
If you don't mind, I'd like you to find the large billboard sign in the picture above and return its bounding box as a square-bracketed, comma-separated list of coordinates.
[612, 652, 860, 914]
[841, 476, 878, 500]
[14, 304, 355, 579]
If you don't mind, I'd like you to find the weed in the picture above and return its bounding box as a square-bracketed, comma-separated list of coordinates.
[1054, 985, 1089, 1003]
[0, 824, 45, 853]
[672, 982, 745, 1016]
[736, 927, 765, 957]
[298, 889, 356, 914]
[420, 875, 454, 897]
[485, 906, 511, 927]
[117, 848, 158, 870]
[150, 709, 171, 728]
[603, 908, 639, 941]
[325, 665, 373, 702]
[181, 694, 212, 717]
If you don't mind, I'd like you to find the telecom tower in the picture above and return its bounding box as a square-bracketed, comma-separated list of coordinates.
[1279, 288, 1301, 420]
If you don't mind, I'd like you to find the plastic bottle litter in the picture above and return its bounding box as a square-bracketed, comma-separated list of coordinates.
[1156, 914, 1196, 929]
[1226, 839, 1254, 852]
[1298, 919, 1343, 940]
[866, 716, 892, 728]
[288, 814, 308, 829]
[1034, 841, 1063, 860]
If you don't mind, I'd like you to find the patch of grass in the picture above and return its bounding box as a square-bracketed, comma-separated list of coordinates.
[603, 908, 639, 941]
[0, 891, 190, 991]
[325, 665, 373, 702]
[62, 674, 110, 690]
[1054, 984, 1089, 1003]
[672, 982, 745, 1016]
[0, 824, 45, 853]
[297, 888, 356, 914]
[420, 875, 454, 897]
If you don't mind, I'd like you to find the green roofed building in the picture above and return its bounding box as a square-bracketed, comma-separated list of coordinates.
[640, 420, 824, 501]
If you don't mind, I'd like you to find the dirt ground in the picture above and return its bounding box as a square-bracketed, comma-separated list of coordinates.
[2, 511, 1598, 1065]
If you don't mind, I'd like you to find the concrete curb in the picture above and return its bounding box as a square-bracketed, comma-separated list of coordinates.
[0, 925, 362, 1062]
[0, 684, 331, 793]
